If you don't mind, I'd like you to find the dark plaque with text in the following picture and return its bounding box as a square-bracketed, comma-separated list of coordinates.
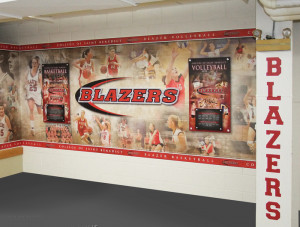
[195, 109, 223, 131]
[46, 104, 65, 122]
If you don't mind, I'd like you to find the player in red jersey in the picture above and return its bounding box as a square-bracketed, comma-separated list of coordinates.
[202, 136, 215, 156]
[107, 46, 120, 77]
[235, 40, 246, 61]
[74, 110, 93, 144]
[149, 123, 163, 152]
[43, 81, 50, 104]
[162, 46, 193, 107]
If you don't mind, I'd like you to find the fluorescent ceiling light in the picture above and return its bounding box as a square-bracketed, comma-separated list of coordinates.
[0, 12, 22, 19]
[120, 0, 137, 6]
[28, 16, 54, 23]
[0, 0, 16, 3]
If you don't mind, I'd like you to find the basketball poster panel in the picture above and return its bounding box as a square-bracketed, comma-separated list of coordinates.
[189, 57, 231, 133]
[42, 64, 70, 124]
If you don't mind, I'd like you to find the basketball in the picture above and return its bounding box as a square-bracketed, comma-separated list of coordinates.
[82, 69, 91, 79]
[100, 66, 107, 74]
[87, 127, 93, 135]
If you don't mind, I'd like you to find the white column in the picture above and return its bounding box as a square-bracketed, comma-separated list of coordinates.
[256, 2, 295, 227]
[292, 21, 300, 227]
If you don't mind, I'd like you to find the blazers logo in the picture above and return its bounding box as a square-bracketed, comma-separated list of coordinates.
[75, 77, 179, 116]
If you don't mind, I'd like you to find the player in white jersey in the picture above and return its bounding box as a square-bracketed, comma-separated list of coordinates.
[8, 84, 18, 108]
[0, 52, 14, 107]
[0, 72, 14, 106]
[118, 118, 131, 148]
[94, 116, 111, 147]
[244, 87, 256, 152]
[100, 124, 111, 146]
[25, 56, 42, 136]
[0, 103, 12, 143]
[0, 72, 13, 91]
[74, 48, 95, 87]
[132, 48, 150, 69]
[167, 115, 187, 153]
[8, 51, 19, 79]
[200, 39, 230, 57]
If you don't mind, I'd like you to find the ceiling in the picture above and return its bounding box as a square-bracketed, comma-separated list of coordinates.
[0, 0, 233, 23]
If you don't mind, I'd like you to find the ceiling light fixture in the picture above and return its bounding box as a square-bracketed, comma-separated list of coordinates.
[28, 16, 54, 23]
[0, 0, 16, 3]
[0, 12, 22, 19]
[120, 0, 137, 6]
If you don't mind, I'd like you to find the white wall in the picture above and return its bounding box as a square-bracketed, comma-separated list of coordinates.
[0, 0, 256, 202]
[23, 146, 256, 202]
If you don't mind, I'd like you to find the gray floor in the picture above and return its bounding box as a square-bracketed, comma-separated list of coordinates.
[0, 173, 255, 227]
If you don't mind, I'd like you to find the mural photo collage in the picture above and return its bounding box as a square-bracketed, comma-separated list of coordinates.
[0, 30, 256, 167]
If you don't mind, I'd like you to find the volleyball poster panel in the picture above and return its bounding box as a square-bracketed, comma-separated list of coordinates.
[42, 64, 70, 124]
[189, 57, 231, 133]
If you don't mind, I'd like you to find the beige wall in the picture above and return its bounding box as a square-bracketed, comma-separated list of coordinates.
[0, 156, 22, 178]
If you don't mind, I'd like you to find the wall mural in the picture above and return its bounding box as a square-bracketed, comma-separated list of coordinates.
[0, 50, 21, 143]
[0, 29, 256, 168]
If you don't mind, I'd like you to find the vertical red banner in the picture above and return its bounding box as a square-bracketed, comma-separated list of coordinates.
[189, 57, 231, 133]
[42, 64, 70, 124]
